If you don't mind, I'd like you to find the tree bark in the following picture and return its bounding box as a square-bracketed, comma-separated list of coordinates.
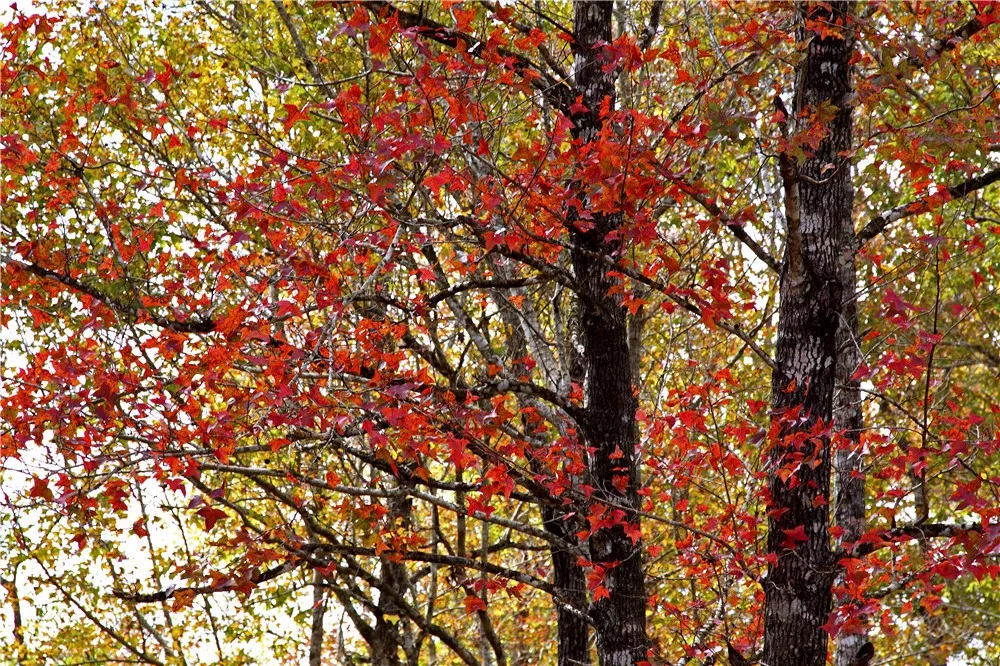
[309, 569, 327, 666]
[371, 485, 415, 666]
[764, 4, 855, 666]
[544, 509, 592, 666]
[570, 3, 648, 665]
[833, 253, 867, 666]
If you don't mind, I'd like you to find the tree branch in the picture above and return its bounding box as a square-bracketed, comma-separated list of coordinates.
[904, 7, 996, 72]
[684, 188, 781, 272]
[113, 561, 301, 603]
[427, 276, 548, 305]
[855, 166, 1000, 247]
[639, 0, 664, 51]
[273, 0, 337, 99]
[1, 254, 216, 333]
[364, 1, 576, 115]
[871, 5, 997, 90]
[651, 158, 780, 273]
[847, 522, 982, 559]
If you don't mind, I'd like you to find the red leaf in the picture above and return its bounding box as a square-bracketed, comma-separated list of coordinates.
[283, 103, 310, 132]
[463, 595, 487, 614]
[155, 60, 174, 91]
[623, 521, 642, 545]
[269, 438, 291, 452]
[30, 476, 54, 502]
[780, 525, 809, 549]
[197, 506, 228, 531]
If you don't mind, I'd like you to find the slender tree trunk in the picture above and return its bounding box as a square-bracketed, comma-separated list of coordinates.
[309, 569, 327, 666]
[833, 254, 868, 666]
[371, 486, 414, 666]
[544, 510, 591, 666]
[2, 564, 25, 666]
[764, 4, 855, 666]
[570, 3, 648, 665]
[492, 261, 592, 666]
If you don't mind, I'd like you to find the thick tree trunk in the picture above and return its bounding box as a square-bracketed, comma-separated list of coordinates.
[570, 3, 647, 666]
[764, 4, 855, 666]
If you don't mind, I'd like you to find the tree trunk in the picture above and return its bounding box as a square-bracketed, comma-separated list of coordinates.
[371, 487, 414, 666]
[491, 259, 592, 666]
[764, 4, 855, 666]
[545, 510, 592, 666]
[833, 253, 867, 666]
[570, 3, 648, 666]
[309, 569, 327, 666]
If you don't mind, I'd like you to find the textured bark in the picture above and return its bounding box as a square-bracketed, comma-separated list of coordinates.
[545, 511, 592, 666]
[833, 253, 867, 666]
[570, 3, 648, 665]
[370, 487, 414, 666]
[309, 569, 327, 666]
[764, 4, 855, 666]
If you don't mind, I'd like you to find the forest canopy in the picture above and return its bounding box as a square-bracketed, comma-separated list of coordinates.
[2, 1, 1000, 665]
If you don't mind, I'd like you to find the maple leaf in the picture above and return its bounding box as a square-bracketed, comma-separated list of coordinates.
[29, 476, 54, 502]
[780, 525, 808, 550]
[197, 506, 228, 532]
[170, 589, 196, 612]
[463, 595, 487, 614]
[623, 521, 643, 545]
[283, 103, 310, 132]
[132, 518, 149, 538]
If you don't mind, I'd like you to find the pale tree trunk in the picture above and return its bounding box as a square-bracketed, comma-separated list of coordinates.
[833, 255, 868, 666]
[570, 3, 648, 665]
[764, 4, 855, 666]
[309, 569, 327, 666]
[2, 563, 25, 666]
[491, 261, 591, 666]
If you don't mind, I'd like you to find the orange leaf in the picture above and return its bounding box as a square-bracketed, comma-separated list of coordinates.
[463, 595, 487, 614]
[283, 103, 310, 132]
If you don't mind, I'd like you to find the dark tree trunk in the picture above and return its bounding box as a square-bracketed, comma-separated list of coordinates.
[545, 511, 592, 666]
[370, 488, 414, 666]
[764, 4, 855, 666]
[570, 3, 648, 666]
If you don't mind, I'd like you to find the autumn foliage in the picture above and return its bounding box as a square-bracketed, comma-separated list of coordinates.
[2, 2, 1000, 665]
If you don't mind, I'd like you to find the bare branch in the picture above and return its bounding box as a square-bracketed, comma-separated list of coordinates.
[903, 8, 996, 75]
[113, 561, 301, 603]
[427, 276, 548, 305]
[2, 254, 216, 334]
[639, 0, 664, 51]
[272, 0, 337, 99]
[847, 522, 982, 558]
[856, 166, 1000, 247]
